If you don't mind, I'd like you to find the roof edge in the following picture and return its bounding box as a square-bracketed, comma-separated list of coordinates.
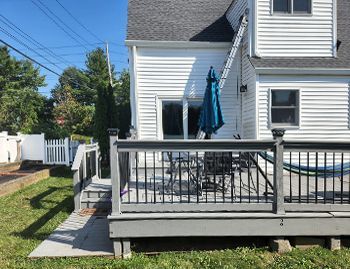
[255, 67, 350, 75]
[125, 40, 232, 48]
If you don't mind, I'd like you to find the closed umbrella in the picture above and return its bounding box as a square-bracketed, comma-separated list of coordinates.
[198, 66, 225, 138]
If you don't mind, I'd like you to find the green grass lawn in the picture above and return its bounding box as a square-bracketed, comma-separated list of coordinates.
[1, 168, 350, 269]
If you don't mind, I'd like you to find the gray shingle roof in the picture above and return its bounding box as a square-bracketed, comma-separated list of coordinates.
[127, 0, 234, 42]
[251, 0, 350, 70]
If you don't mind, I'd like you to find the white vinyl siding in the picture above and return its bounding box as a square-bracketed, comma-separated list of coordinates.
[258, 75, 350, 141]
[134, 46, 241, 140]
[241, 44, 257, 139]
[226, 0, 257, 139]
[256, 0, 336, 57]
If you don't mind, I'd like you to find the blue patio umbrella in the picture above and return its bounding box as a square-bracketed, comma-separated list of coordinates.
[198, 66, 225, 136]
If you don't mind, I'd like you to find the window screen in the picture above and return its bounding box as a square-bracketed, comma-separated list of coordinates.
[162, 101, 184, 139]
[271, 90, 299, 126]
[293, 0, 311, 13]
[273, 0, 291, 13]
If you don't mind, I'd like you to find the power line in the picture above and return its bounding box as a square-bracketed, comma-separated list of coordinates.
[0, 14, 73, 67]
[0, 39, 96, 93]
[24, 42, 105, 50]
[54, 0, 104, 43]
[36, 0, 91, 45]
[0, 26, 63, 72]
[0, 38, 60, 76]
[31, 0, 89, 50]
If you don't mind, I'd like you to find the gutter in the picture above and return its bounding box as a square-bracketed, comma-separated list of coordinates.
[254, 67, 350, 76]
[125, 40, 232, 48]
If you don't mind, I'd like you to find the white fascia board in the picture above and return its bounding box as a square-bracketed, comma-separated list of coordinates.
[255, 67, 350, 76]
[125, 40, 232, 48]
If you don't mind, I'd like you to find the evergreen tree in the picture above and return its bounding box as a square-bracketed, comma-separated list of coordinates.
[86, 48, 117, 161]
[107, 82, 118, 131]
[115, 70, 131, 139]
[94, 82, 109, 160]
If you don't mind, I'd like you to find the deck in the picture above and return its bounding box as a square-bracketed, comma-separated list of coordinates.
[71, 133, 350, 257]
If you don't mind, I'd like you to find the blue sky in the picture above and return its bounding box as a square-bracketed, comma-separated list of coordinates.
[0, 0, 128, 96]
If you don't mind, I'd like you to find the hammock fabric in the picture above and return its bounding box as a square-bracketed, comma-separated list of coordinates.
[259, 152, 350, 178]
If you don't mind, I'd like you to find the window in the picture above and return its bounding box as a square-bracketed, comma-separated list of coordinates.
[273, 0, 311, 14]
[160, 99, 203, 140]
[162, 101, 184, 139]
[270, 90, 299, 127]
[187, 100, 202, 139]
[273, 0, 291, 13]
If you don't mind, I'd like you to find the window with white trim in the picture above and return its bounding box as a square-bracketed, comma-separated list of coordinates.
[187, 100, 202, 139]
[162, 101, 184, 139]
[273, 0, 311, 14]
[270, 89, 299, 127]
[161, 99, 202, 140]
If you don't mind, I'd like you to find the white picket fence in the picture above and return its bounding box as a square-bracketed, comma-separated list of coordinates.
[44, 138, 83, 166]
[1, 131, 85, 166]
[44, 138, 70, 166]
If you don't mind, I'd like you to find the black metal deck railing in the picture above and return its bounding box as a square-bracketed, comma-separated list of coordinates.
[110, 131, 350, 214]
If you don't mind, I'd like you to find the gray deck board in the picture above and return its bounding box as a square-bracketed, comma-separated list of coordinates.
[29, 212, 113, 258]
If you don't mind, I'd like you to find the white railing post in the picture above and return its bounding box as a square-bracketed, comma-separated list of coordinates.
[272, 129, 286, 215]
[82, 144, 87, 181]
[109, 128, 120, 215]
[71, 144, 86, 212]
[64, 137, 70, 166]
[95, 144, 100, 179]
[44, 139, 47, 164]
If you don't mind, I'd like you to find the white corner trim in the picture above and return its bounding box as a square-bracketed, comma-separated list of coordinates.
[333, 0, 338, 58]
[125, 40, 232, 48]
[132, 46, 139, 137]
[255, 73, 260, 139]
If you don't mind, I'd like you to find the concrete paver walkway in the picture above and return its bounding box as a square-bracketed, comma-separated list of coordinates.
[29, 212, 114, 258]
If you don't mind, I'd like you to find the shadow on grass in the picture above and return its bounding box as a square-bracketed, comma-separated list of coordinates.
[49, 166, 73, 178]
[28, 186, 71, 209]
[14, 196, 73, 241]
[14, 183, 74, 241]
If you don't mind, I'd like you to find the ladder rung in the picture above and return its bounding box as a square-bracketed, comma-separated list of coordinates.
[218, 14, 248, 90]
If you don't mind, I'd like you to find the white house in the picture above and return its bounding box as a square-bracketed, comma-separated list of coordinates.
[126, 0, 350, 142]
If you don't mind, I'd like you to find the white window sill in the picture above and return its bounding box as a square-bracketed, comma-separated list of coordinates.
[269, 125, 300, 130]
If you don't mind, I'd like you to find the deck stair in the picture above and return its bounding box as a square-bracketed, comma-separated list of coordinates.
[80, 179, 112, 210]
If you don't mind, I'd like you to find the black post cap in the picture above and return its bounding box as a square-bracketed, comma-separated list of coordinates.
[107, 128, 119, 136]
[272, 128, 285, 138]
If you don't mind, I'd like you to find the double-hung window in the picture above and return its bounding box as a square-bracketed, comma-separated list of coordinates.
[270, 89, 300, 127]
[273, 0, 312, 14]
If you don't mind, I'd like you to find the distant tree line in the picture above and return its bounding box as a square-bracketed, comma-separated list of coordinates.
[0, 46, 131, 160]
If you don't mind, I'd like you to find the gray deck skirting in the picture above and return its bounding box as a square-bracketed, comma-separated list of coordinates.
[109, 212, 350, 238]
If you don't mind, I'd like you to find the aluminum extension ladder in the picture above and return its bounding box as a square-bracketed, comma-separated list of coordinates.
[218, 13, 249, 90]
[196, 13, 249, 140]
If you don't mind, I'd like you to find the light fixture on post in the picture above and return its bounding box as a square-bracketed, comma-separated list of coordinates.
[240, 84, 247, 93]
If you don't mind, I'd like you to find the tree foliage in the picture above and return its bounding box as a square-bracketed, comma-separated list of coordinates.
[85, 48, 118, 160]
[0, 46, 46, 134]
[53, 85, 94, 135]
[115, 70, 131, 139]
[0, 45, 131, 146]
[52, 67, 93, 105]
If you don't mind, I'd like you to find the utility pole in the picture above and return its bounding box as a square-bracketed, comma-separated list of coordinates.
[105, 41, 113, 87]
